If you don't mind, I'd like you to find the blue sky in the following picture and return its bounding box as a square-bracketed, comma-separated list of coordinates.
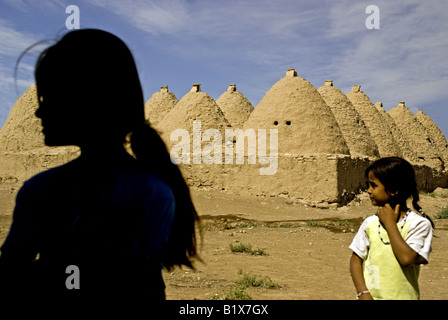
[1, 0, 447, 137]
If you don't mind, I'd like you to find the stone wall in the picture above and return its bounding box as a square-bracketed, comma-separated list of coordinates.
[0, 148, 79, 182]
[175, 153, 373, 206]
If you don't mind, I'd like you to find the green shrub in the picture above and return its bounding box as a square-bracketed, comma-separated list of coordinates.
[435, 207, 448, 219]
[229, 243, 268, 256]
[211, 271, 279, 300]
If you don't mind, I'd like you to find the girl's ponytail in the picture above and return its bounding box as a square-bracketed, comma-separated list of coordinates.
[130, 121, 200, 270]
[411, 189, 435, 229]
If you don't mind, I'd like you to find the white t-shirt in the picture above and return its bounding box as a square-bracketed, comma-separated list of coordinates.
[350, 210, 433, 299]
[350, 210, 433, 263]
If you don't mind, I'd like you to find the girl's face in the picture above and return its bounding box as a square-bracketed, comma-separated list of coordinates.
[367, 170, 394, 207]
[35, 81, 82, 147]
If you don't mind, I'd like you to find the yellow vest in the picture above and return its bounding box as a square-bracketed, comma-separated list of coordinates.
[364, 217, 420, 300]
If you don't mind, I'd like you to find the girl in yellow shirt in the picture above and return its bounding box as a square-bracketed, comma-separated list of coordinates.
[350, 157, 434, 300]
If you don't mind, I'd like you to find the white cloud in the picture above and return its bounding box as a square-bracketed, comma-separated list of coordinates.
[1, 0, 66, 14]
[323, 1, 448, 109]
[87, 0, 329, 66]
[88, 0, 190, 35]
[0, 18, 39, 56]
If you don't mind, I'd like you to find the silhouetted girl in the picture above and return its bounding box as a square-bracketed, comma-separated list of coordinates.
[0, 29, 200, 299]
[350, 157, 434, 300]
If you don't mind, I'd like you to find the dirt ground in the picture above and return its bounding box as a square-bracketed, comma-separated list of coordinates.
[0, 182, 447, 300]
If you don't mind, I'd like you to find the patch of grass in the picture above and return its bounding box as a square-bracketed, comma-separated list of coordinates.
[238, 221, 258, 228]
[435, 207, 448, 219]
[211, 271, 280, 300]
[338, 220, 354, 226]
[306, 220, 323, 227]
[217, 283, 252, 300]
[229, 243, 268, 256]
[422, 191, 448, 199]
[280, 223, 294, 228]
[306, 220, 354, 227]
[236, 270, 280, 289]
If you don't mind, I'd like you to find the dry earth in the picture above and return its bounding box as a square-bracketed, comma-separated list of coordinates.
[1, 182, 447, 300]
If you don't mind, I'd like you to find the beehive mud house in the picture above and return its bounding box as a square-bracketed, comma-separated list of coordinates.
[144, 85, 179, 126]
[216, 84, 254, 129]
[1, 69, 446, 206]
[317, 80, 378, 158]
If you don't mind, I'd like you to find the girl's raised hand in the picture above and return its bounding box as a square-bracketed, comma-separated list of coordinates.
[377, 203, 400, 228]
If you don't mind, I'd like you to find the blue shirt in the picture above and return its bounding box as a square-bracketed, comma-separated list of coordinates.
[1, 159, 175, 277]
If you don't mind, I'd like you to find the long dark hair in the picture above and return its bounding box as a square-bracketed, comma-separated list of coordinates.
[34, 29, 200, 270]
[365, 157, 434, 228]
[131, 123, 200, 269]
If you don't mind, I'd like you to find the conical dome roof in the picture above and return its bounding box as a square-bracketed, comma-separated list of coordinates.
[216, 84, 253, 128]
[346, 85, 401, 158]
[388, 102, 444, 170]
[243, 69, 349, 155]
[144, 85, 178, 125]
[317, 80, 379, 158]
[415, 109, 448, 167]
[0, 84, 45, 152]
[374, 102, 419, 164]
[156, 83, 231, 144]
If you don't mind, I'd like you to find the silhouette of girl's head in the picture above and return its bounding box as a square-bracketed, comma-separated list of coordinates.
[35, 29, 144, 147]
[34, 29, 200, 269]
